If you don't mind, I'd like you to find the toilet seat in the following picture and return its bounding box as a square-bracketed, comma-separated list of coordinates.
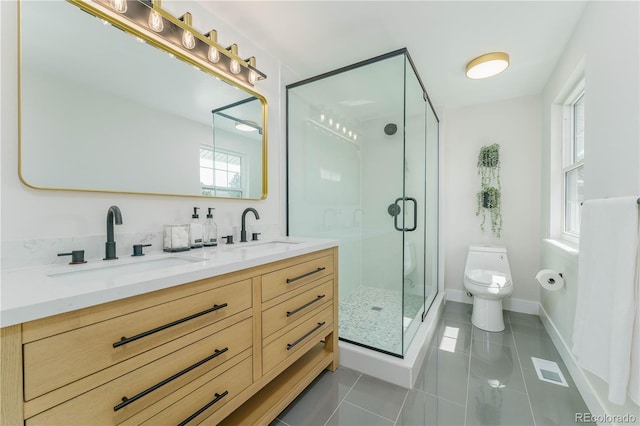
[465, 269, 511, 288]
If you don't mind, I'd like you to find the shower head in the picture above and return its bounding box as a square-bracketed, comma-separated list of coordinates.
[384, 123, 397, 136]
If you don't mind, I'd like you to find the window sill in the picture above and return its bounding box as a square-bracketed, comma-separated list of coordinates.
[544, 238, 580, 263]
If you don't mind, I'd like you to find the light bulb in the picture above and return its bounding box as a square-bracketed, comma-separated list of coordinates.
[354, 134, 358, 141]
[320, 113, 325, 122]
[336, 122, 340, 130]
[342, 126, 346, 133]
[248, 70, 258, 85]
[109, 0, 127, 13]
[230, 59, 241, 74]
[182, 30, 195, 50]
[208, 46, 220, 63]
[148, 10, 163, 32]
[329, 118, 333, 126]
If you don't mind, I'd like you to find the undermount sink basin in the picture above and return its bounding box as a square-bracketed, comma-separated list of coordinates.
[229, 240, 301, 252]
[47, 256, 205, 281]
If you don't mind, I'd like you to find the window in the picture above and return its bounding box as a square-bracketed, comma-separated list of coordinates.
[562, 87, 584, 237]
[200, 146, 244, 198]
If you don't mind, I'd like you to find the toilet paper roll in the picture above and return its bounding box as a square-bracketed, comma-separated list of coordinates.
[536, 269, 564, 291]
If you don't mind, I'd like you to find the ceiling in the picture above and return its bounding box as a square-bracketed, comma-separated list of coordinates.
[200, 1, 587, 109]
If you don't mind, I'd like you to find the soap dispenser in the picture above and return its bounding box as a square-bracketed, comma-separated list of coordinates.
[203, 207, 218, 247]
[190, 207, 203, 249]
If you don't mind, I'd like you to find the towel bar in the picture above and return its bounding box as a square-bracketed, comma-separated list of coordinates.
[580, 198, 640, 206]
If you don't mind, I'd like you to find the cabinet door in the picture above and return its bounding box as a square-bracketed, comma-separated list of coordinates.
[26, 319, 253, 425]
[140, 357, 253, 425]
[262, 254, 333, 302]
[24, 280, 251, 400]
[263, 305, 333, 374]
[262, 278, 333, 338]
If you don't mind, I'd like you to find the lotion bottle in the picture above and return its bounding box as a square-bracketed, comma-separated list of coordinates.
[190, 207, 203, 248]
[203, 208, 218, 247]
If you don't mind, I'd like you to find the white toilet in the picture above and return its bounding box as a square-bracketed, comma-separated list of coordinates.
[404, 240, 416, 277]
[464, 245, 513, 332]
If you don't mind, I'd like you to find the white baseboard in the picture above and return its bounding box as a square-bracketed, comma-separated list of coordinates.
[538, 304, 607, 421]
[446, 288, 539, 314]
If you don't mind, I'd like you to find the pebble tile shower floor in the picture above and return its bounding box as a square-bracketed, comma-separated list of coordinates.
[339, 286, 425, 354]
[271, 301, 594, 426]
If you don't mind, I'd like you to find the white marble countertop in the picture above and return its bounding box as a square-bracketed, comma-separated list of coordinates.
[0, 237, 338, 327]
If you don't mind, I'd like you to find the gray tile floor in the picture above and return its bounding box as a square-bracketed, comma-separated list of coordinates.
[271, 301, 593, 426]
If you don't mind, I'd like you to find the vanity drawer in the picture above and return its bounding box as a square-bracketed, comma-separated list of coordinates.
[141, 356, 253, 425]
[26, 319, 252, 425]
[261, 253, 333, 302]
[23, 279, 252, 401]
[262, 278, 333, 338]
[263, 304, 333, 374]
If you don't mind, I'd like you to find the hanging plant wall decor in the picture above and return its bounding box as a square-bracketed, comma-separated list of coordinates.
[476, 143, 503, 237]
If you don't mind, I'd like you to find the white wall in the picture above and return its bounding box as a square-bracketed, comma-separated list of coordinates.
[1, 1, 284, 265]
[540, 0, 639, 416]
[22, 68, 207, 195]
[444, 95, 542, 306]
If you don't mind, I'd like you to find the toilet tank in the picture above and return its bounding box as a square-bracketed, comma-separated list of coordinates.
[465, 245, 511, 276]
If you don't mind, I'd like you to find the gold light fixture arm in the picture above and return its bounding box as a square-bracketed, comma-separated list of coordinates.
[72, 0, 267, 87]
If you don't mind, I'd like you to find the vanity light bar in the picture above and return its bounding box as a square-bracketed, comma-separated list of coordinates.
[81, 0, 267, 87]
[316, 110, 358, 142]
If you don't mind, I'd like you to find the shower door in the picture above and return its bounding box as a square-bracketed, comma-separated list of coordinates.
[401, 58, 428, 354]
[287, 49, 435, 357]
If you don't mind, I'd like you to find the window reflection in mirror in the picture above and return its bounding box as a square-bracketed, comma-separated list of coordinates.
[203, 98, 263, 198]
[19, 0, 267, 199]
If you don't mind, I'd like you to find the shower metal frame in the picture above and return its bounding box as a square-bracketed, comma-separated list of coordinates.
[285, 48, 440, 358]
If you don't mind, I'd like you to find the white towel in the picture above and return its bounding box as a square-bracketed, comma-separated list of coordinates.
[572, 196, 640, 405]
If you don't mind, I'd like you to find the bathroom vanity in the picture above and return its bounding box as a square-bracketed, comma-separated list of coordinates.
[0, 238, 338, 425]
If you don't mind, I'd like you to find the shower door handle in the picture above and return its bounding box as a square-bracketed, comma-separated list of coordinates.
[392, 197, 417, 232]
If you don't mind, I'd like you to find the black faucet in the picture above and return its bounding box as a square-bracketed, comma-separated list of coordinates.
[104, 205, 123, 260]
[240, 208, 260, 242]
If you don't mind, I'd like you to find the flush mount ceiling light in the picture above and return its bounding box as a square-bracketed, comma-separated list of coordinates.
[465, 52, 510, 79]
[235, 120, 258, 132]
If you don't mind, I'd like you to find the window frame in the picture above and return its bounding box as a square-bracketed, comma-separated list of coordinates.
[560, 81, 585, 242]
[199, 146, 246, 198]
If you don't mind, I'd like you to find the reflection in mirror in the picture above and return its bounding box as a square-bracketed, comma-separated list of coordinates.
[19, 0, 267, 199]
[201, 97, 263, 198]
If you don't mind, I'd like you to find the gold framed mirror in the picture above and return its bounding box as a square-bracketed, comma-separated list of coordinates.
[18, 0, 268, 199]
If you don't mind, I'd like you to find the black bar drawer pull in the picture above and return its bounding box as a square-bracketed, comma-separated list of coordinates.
[178, 390, 229, 426]
[113, 303, 228, 348]
[286, 267, 326, 283]
[286, 295, 326, 317]
[113, 347, 228, 412]
[287, 322, 326, 350]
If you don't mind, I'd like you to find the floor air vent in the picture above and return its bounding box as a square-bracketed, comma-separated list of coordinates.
[531, 357, 568, 387]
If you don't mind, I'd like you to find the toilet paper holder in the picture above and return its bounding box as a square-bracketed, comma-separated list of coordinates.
[536, 269, 565, 291]
[546, 272, 563, 284]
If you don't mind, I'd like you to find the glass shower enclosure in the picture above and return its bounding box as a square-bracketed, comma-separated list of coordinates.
[287, 49, 439, 357]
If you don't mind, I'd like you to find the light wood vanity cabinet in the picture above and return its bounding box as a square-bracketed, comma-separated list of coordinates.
[1, 247, 338, 425]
